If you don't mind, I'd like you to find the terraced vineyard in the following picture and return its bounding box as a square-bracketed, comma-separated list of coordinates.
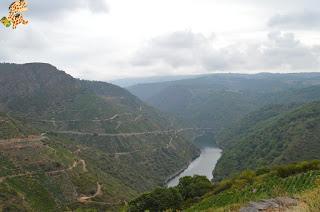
[0, 63, 200, 211]
[187, 166, 320, 211]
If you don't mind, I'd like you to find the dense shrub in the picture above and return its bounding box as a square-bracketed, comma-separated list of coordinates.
[275, 160, 320, 178]
[128, 175, 212, 211]
[177, 175, 213, 200]
[128, 187, 183, 212]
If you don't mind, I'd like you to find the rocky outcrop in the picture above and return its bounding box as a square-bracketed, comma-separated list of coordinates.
[240, 197, 298, 212]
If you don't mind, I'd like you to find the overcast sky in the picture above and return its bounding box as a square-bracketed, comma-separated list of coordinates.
[1, 0, 320, 80]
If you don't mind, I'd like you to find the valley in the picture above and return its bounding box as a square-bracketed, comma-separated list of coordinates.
[2, 64, 320, 211]
[3, 1, 320, 211]
[127, 73, 320, 211]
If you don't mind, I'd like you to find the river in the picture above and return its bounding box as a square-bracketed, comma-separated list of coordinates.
[167, 134, 222, 187]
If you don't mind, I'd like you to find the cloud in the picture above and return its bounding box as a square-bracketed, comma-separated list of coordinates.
[131, 31, 215, 68]
[29, 0, 109, 19]
[268, 11, 320, 30]
[131, 31, 320, 73]
[1, 0, 320, 80]
[224, 0, 320, 10]
[0, 25, 51, 64]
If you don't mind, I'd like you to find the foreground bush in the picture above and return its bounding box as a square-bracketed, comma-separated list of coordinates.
[275, 160, 320, 178]
[177, 175, 212, 200]
[128, 187, 182, 212]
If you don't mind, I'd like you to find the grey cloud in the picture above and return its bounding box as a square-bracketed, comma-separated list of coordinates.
[132, 31, 320, 72]
[0, 26, 48, 62]
[28, 0, 109, 19]
[268, 11, 320, 30]
[253, 32, 320, 70]
[205, 31, 320, 71]
[86, 0, 109, 13]
[132, 31, 214, 68]
[225, 0, 320, 10]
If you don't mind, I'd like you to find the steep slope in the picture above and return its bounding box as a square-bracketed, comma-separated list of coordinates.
[188, 161, 320, 211]
[0, 113, 137, 211]
[129, 73, 320, 131]
[215, 103, 300, 148]
[0, 112, 36, 139]
[214, 101, 320, 180]
[0, 63, 199, 210]
[127, 160, 320, 212]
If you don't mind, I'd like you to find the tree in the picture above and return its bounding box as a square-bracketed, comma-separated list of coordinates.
[177, 175, 212, 200]
[128, 187, 183, 212]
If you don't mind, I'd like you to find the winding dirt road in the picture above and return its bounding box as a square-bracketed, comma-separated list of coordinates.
[52, 128, 213, 137]
[78, 182, 103, 203]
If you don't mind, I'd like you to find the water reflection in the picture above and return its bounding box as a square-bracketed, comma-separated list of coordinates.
[167, 133, 222, 187]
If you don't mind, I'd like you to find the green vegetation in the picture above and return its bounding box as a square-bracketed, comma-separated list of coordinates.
[0, 63, 199, 211]
[129, 73, 320, 130]
[128, 161, 320, 211]
[0, 112, 36, 139]
[189, 161, 320, 211]
[214, 101, 320, 180]
[177, 175, 212, 200]
[3, 64, 320, 211]
[129, 72, 320, 195]
[129, 187, 183, 212]
[128, 175, 212, 211]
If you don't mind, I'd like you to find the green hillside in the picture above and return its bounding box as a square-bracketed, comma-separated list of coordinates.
[214, 101, 320, 180]
[129, 74, 320, 190]
[215, 103, 300, 149]
[0, 112, 37, 139]
[127, 160, 320, 211]
[188, 161, 320, 211]
[0, 63, 199, 211]
[129, 73, 320, 131]
[0, 113, 137, 211]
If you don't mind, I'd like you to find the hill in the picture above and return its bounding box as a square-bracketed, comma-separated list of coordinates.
[0, 113, 138, 211]
[214, 101, 320, 180]
[129, 73, 320, 131]
[127, 160, 320, 211]
[111, 74, 203, 87]
[0, 63, 200, 211]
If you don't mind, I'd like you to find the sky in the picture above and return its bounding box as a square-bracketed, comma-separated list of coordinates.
[1, 0, 320, 80]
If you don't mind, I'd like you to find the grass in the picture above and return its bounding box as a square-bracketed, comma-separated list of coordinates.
[6, 175, 59, 211]
[187, 166, 320, 211]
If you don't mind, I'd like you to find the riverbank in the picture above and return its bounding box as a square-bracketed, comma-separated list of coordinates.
[164, 154, 201, 186]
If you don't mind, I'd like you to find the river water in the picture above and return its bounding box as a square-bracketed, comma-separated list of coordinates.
[167, 135, 222, 187]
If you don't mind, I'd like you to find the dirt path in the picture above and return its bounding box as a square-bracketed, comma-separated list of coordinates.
[114, 150, 140, 156]
[1, 155, 94, 202]
[47, 159, 88, 175]
[79, 159, 88, 172]
[30, 113, 136, 123]
[115, 121, 122, 130]
[107, 114, 119, 121]
[166, 136, 175, 149]
[53, 128, 213, 137]
[78, 182, 103, 203]
[0, 158, 89, 183]
[134, 114, 143, 122]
